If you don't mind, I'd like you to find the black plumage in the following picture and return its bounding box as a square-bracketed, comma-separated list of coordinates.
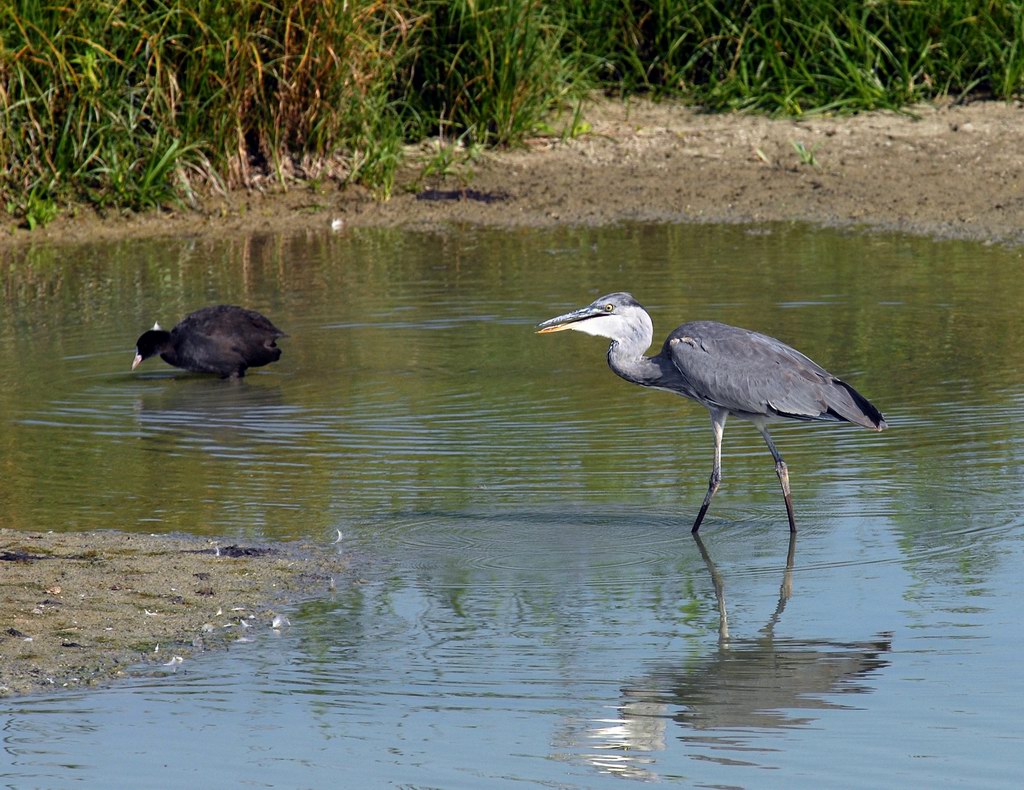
[132, 305, 286, 378]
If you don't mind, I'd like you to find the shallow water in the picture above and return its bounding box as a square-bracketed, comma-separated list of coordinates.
[2, 224, 1023, 787]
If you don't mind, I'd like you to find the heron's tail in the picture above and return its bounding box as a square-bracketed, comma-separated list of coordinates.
[827, 379, 887, 431]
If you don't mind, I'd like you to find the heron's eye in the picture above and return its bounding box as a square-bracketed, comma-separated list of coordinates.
[604, 303, 614, 312]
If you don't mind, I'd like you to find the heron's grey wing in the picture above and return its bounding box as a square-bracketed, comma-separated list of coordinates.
[665, 321, 851, 423]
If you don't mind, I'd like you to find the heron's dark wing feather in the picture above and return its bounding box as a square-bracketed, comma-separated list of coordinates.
[664, 321, 884, 429]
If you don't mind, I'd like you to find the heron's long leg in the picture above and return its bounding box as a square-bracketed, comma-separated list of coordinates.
[692, 409, 727, 534]
[756, 423, 797, 533]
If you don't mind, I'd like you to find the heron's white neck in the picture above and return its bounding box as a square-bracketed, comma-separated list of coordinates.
[600, 310, 668, 387]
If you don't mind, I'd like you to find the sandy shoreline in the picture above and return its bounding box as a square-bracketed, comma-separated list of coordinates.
[0, 530, 346, 697]
[2, 95, 1021, 697]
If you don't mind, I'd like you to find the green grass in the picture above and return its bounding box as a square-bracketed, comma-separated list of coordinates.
[405, 0, 582, 145]
[0, 0, 419, 218]
[1, 0, 1022, 226]
[560, 1, 1024, 113]
[791, 140, 823, 169]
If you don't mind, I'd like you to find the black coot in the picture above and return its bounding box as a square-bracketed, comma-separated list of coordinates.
[132, 305, 286, 378]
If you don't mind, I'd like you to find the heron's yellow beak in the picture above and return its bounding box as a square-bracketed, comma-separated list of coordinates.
[536, 323, 571, 334]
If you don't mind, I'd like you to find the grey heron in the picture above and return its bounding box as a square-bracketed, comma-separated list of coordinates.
[133, 305, 286, 378]
[537, 292, 886, 533]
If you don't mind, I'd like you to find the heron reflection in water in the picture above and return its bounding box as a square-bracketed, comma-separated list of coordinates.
[573, 536, 892, 779]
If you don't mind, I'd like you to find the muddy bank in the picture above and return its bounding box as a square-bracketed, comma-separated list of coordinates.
[5, 96, 1024, 246]
[0, 529, 346, 697]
